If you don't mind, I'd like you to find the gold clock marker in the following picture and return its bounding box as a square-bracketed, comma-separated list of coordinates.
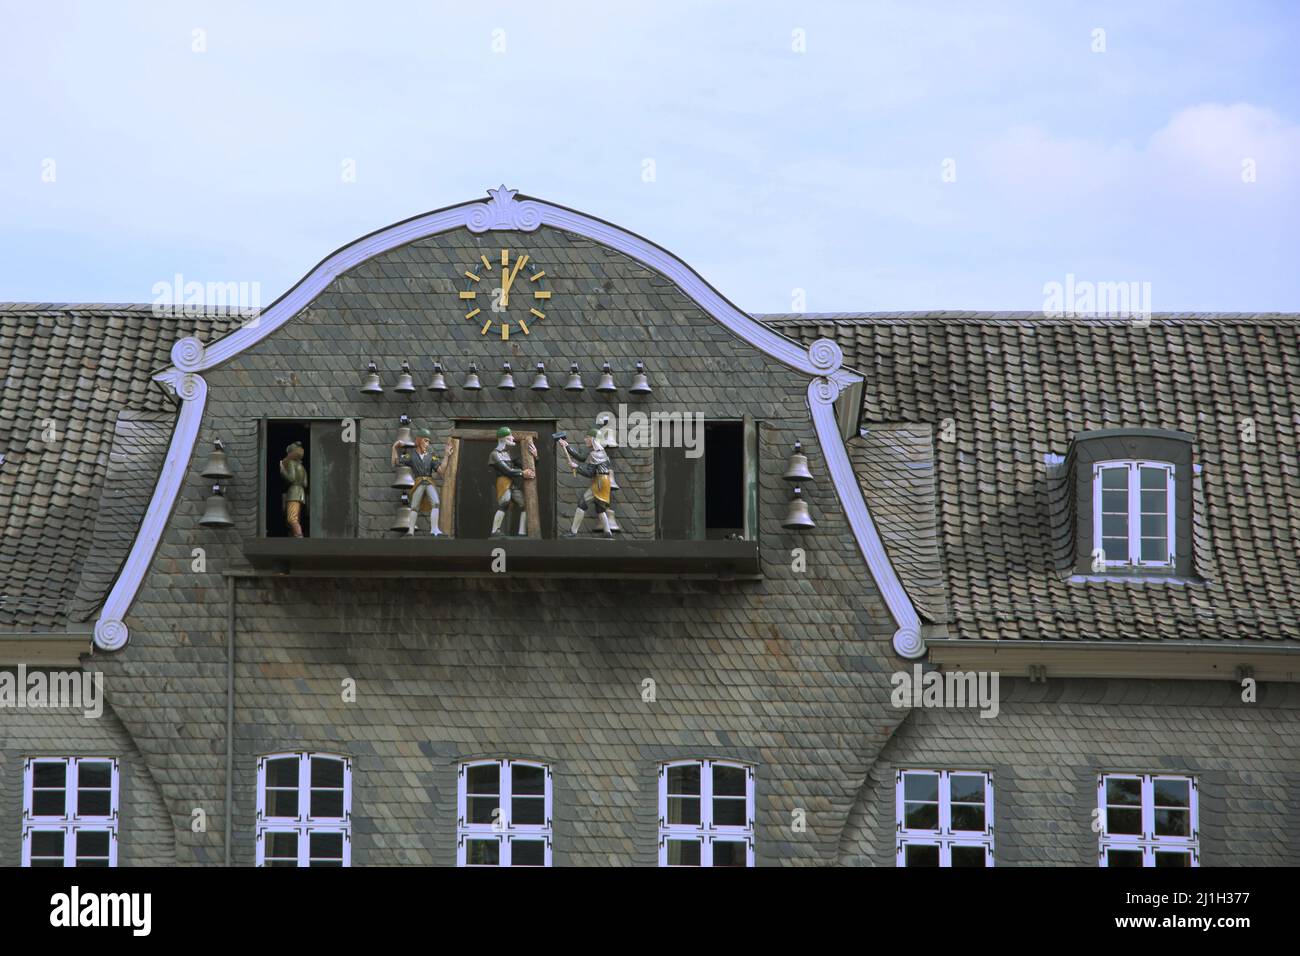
[464, 271, 480, 282]
[533, 291, 550, 300]
[530, 308, 545, 319]
[466, 308, 481, 319]
[480, 255, 492, 271]
[459, 291, 477, 300]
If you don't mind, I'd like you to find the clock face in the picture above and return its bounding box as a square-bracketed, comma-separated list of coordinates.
[458, 247, 552, 340]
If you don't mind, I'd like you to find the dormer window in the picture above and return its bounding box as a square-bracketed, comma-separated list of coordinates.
[1093, 461, 1175, 568]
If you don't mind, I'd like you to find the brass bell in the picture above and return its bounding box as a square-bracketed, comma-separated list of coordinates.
[629, 361, 651, 396]
[199, 483, 234, 528]
[564, 363, 584, 391]
[782, 486, 815, 530]
[531, 362, 550, 391]
[200, 438, 234, 479]
[394, 361, 416, 393]
[783, 441, 813, 482]
[391, 493, 415, 533]
[464, 363, 482, 390]
[498, 362, 516, 390]
[597, 362, 617, 393]
[360, 361, 383, 395]
[426, 362, 448, 392]
[392, 451, 415, 490]
[395, 414, 416, 448]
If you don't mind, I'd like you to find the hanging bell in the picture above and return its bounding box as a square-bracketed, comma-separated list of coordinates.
[360, 361, 383, 395]
[426, 361, 448, 392]
[629, 361, 651, 396]
[199, 483, 234, 528]
[394, 361, 416, 393]
[564, 363, 584, 391]
[395, 414, 416, 448]
[498, 362, 516, 390]
[597, 362, 617, 393]
[783, 441, 813, 482]
[391, 493, 415, 533]
[464, 363, 482, 390]
[531, 362, 550, 391]
[782, 486, 816, 530]
[200, 438, 234, 479]
[392, 451, 415, 490]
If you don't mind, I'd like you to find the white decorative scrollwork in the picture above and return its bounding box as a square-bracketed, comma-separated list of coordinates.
[171, 336, 206, 371]
[809, 377, 840, 406]
[94, 618, 129, 651]
[892, 625, 925, 660]
[156, 368, 206, 402]
[465, 184, 544, 233]
[808, 338, 843, 374]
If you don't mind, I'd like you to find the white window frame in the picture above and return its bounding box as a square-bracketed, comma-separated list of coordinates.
[21, 757, 120, 867]
[1092, 460, 1176, 568]
[255, 752, 352, 867]
[657, 759, 756, 867]
[1097, 773, 1199, 867]
[895, 769, 994, 867]
[456, 758, 553, 867]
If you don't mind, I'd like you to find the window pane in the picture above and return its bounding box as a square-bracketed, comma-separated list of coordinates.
[904, 802, 939, 830]
[712, 840, 747, 867]
[511, 840, 545, 867]
[265, 757, 298, 789]
[903, 773, 939, 802]
[1153, 779, 1190, 807]
[33, 761, 67, 789]
[310, 757, 344, 789]
[30, 830, 65, 858]
[266, 789, 299, 818]
[1101, 489, 1128, 513]
[78, 762, 112, 789]
[1101, 468, 1127, 490]
[308, 832, 344, 865]
[949, 774, 984, 803]
[1101, 514, 1128, 538]
[1140, 490, 1166, 514]
[264, 831, 298, 864]
[1140, 538, 1168, 562]
[667, 796, 701, 826]
[1107, 849, 1144, 867]
[1140, 467, 1168, 490]
[512, 795, 545, 826]
[951, 845, 987, 867]
[950, 804, 986, 832]
[1103, 538, 1128, 561]
[903, 844, 940, 867]
[666, 839, 701, 866]
[1154, 850, 1192, 867]
[77, 789, 112, 817]
[467, 795, 499, 825]
[466, 764, 499, 794]
[465, 838, 500, 866]
[1154, 808, 1190, 837]
[712, 765, 746, 797]
[512, 764, 545, 796]
[1106, 807, 1142, 835]
[33, 790, 66, 816]
[310, 789, 344, 819]
[1105, 778, 1141, 805]
[1140, 513, 1167, 538]
[713, 796, 746, 827]
[75, 830, 111, 865]
[667, 764, 701, 795]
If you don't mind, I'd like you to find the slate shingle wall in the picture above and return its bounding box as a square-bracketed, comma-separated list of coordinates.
[838, 679, 1300, 866]
[84, 226, 905, 865]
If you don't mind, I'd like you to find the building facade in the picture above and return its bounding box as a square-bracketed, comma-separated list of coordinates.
[1, 188, 1297, 866]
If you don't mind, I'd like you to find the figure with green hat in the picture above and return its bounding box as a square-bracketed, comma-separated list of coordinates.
[558, 427, 613, 538]
[279, 441, 308, 537]
[488, 426, 536, 537]
[391, 427, 453, 535]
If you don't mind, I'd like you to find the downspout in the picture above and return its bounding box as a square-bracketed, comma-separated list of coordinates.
[225, 575, 237, 866]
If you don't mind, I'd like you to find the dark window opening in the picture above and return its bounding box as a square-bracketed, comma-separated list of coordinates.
[262, 420, 357, 538]
[656, 420, 755, 541]
[452, 420, 556, 539]
[704, 422, 743, 539]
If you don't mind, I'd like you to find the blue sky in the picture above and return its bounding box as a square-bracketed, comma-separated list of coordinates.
[1, 1, 1296, 312]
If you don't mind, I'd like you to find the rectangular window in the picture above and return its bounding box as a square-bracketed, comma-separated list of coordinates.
[1092, 461, 1175, 568]
[1098, 773, 1198, 867]
[21, 758, 119, 867]
[262, 420, 358, 537]
[895, 769, 994, 867]
[255, 753, 352, 866]
[656, 419, 757, 541]
[456, 759, 553, 866]
[657, 760, 755, 867]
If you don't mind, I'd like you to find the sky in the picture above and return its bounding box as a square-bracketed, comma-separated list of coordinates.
[0, 0, 1297, 313]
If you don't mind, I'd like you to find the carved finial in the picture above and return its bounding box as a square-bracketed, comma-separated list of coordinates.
[468, 184, 542, 233]
[487, 184, 519, 206]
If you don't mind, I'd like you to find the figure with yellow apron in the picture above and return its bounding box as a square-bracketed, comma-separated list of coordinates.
[489, 426, 536, 538]
[559, 428, 613, 539]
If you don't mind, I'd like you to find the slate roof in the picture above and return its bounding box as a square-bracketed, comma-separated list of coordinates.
[0, 305, 242, 630]
[762, 312, 1300, 644]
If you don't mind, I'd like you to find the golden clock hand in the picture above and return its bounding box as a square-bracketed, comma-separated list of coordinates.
[502, 254, 528, 308]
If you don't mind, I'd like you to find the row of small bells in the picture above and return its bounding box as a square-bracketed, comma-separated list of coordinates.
[388, 416, 625, 534]
[198, 439, 236, 527]
[362, 360, 651, 395]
